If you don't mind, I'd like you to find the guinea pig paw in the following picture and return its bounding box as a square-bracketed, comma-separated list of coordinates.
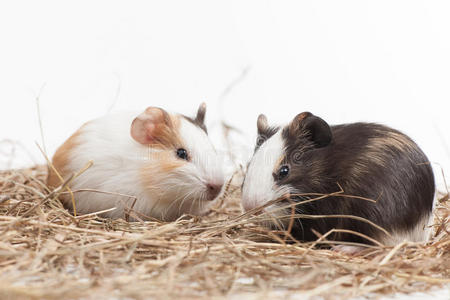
[331, 245, 366, 256]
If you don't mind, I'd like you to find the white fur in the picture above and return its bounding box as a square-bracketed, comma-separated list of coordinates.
[63, 111, 224, 221]
[178, 119, 224, 187]
[242, 131, 291, 219]
[381, 199, 435, 246]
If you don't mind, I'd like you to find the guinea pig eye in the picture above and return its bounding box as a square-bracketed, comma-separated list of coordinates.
[278, 165, 290, 180]
[176, 148, 189, 161]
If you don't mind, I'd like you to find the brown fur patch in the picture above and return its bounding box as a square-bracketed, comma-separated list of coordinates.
[144, 114, 183, 150]
[147, 151, 187, 173]
[350, 130, 418, 176]
[138, 151, 188, 204]
[47, 126, 84, 189]
[368, 129, 416, 153]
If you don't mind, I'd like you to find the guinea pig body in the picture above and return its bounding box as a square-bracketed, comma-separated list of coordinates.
[242, 112, 435, 246]
[48, 104, 225, 221]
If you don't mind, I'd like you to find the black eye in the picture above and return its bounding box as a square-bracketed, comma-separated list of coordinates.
[176, 148, 189, 160]
[278, 165, 290, 180]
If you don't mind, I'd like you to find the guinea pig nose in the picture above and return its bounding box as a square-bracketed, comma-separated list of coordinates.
[206, 183, 223, 201]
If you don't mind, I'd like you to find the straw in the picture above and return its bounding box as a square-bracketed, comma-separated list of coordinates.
[0, 165, 448, 300]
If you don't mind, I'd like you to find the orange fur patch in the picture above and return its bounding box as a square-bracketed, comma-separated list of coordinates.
[47, 128, 84, 189]
[148, 151, 187, 172]
[149, 115, 183, 149]
[138, 151, 188, 202]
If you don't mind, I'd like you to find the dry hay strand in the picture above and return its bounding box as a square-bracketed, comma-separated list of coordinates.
[0, 166, 449, 300]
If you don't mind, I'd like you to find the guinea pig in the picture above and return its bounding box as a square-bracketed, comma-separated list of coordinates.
[242, 112, 435, 248]
[47, 103, 225, 221]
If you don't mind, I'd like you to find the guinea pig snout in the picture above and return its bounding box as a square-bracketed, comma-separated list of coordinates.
[206, 183, 223, 201]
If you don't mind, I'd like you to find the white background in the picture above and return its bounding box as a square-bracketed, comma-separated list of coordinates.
[0, 1, 449, 298]
[0, 1, 449, 183]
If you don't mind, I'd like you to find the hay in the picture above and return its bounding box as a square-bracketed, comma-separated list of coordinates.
[0, 166, 449, 300]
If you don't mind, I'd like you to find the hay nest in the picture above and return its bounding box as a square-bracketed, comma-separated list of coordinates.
[0, 166, 449, 300]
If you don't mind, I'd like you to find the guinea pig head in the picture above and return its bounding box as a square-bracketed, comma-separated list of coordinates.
[131, 103, 225, 220]
[242, 112, 332, 225]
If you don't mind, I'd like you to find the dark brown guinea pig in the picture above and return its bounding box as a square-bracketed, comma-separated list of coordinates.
[241, 112, 435, 250]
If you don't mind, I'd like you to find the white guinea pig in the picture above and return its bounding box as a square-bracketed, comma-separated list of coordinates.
[48, 103, 225, 221]
[242, 112, 435, 247]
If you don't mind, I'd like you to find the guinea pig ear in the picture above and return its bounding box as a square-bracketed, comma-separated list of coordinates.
[195, 102, 207, 125]
[257, 114, 269, 136]
[255, 114, 271, 148]
[289, 112, 332, 148]
[130, 107, 172, 145]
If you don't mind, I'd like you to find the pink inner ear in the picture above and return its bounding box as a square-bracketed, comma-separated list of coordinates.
[144, 122, 156, 133]
[130, 107, 166, 145]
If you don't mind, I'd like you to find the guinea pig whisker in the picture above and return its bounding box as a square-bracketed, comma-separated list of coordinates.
[288, 193, 378, 204]
[151, 176, 197, 205]
[151, 185, 188, 220]
[259, 190, 378, 219]
[182, 189, 199, 216]
[148, 193, 163, 218]
[233, 192, 337, 223]
[167, 188, 195, 216]
[234, 194, 332, 220]
[189, 187, 206, 215]
[147, 173, 206, 219]
[175, 169, 203, 183]
[251, 209, 286, 232]
[165, 193, 186, 216]
[193, 193, 201, 212]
